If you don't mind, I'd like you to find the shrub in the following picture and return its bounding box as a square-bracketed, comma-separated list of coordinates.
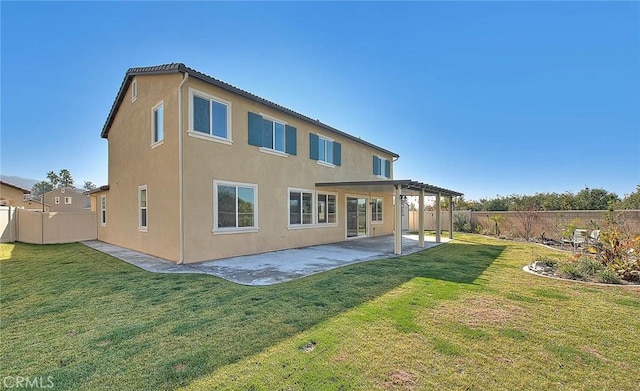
[594, 210, 640, 282]
[559, 256, 603, 280]
[453, 214, 473, 233]
[597, 269, 622, 284]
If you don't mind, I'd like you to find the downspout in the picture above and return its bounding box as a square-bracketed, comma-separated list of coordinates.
[177, 72, 189, 264]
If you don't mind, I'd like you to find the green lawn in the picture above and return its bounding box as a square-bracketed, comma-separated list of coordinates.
[1, 235, 638, 390]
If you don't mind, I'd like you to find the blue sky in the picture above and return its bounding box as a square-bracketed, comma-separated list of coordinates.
[1, 1, 638, 200]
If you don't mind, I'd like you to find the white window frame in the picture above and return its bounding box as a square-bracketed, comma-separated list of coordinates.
[317, 192, 338, 225]
[138, 185, 148, 232]
[64, 197, 72, 205]
[317, 134, 336, 167]
[188, 88, 232, 145]
[376, 155, 389, 179]
[213, 180, 259, 234]
[371, 197, 384, 224]
[258, 113, 288, 156]
[100, 195, 107, 226]
[151, 100, 164, 147]
[288, 188, 315, 228]
[288, 188, 339, 229]
[131, 79, 137, 102]
[54, 197, 60, 205]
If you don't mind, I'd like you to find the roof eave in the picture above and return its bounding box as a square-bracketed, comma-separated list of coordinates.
[100, 63, 399, 158]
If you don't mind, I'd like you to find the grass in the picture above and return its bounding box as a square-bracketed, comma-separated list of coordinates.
[1, 235, 639, 390]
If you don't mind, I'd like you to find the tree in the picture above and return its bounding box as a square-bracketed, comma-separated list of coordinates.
[83, 181, 97, 191]
[574, 187, 619, 210]
[45, 169, 75, 189]
[616, 185, 640, 209]
[46, 171, 60, 188]
[32, 181, 53, 197]
[511, 195, 540, 240]
[59, 169, 74, 188]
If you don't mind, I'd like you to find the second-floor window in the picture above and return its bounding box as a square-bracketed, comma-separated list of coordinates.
[54, 197, 60, 205]
[373, 156, 391, 179]
[248, 112, 297, 155]
[152, 102, 163, 144]
[64, 197, 72, 205]
[309, 134, 341, 166]
[190, 89, 230, 141]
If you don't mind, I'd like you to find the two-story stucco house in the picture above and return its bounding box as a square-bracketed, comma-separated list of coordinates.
[44, 187, 91, 212]
[90, 63, 461, 264]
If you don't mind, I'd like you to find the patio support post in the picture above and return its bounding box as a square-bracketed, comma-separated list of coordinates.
[435, 192, 441, 243]
[418, 189, 425, 248]
[394, 184, 402, 255]
[448, 196, 454, 239]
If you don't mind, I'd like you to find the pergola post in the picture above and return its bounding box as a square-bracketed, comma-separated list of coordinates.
[448, 196, 454, 239]
[435, 192, 441, 243]
[394, 184, 402, 255]
[418, 189, 425, 248]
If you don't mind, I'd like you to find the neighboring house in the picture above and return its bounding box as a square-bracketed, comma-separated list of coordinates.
[44, 187, 91, 212]
[90, 63, 461, 264]
[0, 181, 50, 211]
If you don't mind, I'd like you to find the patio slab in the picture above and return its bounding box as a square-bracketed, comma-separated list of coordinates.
[82, 234, 450, 286]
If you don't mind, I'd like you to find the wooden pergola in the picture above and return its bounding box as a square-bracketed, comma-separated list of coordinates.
[316, 180, 463, 255]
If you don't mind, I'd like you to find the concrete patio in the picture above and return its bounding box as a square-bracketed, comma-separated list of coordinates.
[82, 234, 451, 286]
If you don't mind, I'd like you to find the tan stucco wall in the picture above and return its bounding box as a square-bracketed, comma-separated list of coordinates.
[1, 184, 29, 207]
[44, 188, 91, 212]
[100, 74, 181, 261]
[181, 77, 396, 262]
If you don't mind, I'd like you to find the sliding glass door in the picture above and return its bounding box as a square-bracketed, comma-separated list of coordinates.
[346, 197, 367, 238]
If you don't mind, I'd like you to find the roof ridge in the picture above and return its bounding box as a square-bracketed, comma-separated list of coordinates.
[100, 63, 399, 157]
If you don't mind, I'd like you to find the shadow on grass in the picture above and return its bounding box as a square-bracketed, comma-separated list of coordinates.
[0, 240, 504, 390]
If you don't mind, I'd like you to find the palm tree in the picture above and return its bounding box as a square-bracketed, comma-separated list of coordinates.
[58, 169, 74, 188]
[46, 171, 60, 188]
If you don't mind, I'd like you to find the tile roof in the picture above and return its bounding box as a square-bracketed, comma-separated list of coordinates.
[101, 63, 399, 158]
[0, 180, 31, 193]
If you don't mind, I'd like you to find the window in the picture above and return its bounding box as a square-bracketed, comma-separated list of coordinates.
[100, 195, 107, 226]
[247, 112, 297, 155]
[263, 118, 286, 152]
[138, 185, 147, 231]
[152, 102, 163, 144]
[131, 79, 137, 102]
[318, 136, 334, 164]
[317, 193, 337, 224]
[373, 156, 391, 178]
[64, 197, 72, 205]
[54, 197, 60, 205]
[289, 190, 313, 226]
[371, 198, 383, 222]
[191, 89, 230, 140]
[309, 134, 341, 166]
[214, 181, 258, 232]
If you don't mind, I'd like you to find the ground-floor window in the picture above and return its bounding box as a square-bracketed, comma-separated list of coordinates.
[214, 181, 258, 232]
[289, 190, 313, 226]
[100, 195, 107, 226]
[138, 185, 147, 231]
[371, 197, 383, 223]
[317, 193, 337, 224]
